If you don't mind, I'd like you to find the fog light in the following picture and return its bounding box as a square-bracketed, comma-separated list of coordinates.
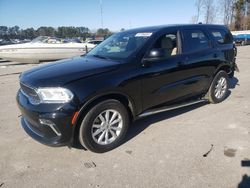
[39, 119, 62, 136]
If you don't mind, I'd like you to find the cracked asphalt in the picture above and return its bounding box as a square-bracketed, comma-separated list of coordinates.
[0, 46, 250, 188]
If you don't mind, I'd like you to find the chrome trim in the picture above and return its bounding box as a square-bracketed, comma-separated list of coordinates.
[24, 118, 44, 137]
[139, 99, 206, 118]
[39, 119, 62, 137]
[47, 124, 62, 137]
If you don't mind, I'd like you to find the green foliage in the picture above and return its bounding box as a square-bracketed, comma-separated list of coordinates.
[96, 28, 111, 36]
[0, 26, 94, 40]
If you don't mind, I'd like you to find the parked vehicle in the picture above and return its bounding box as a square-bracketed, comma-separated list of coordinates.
[17, 24, 238, 153]
[0, 36, 96, 63]
[233, 34, 250, 46]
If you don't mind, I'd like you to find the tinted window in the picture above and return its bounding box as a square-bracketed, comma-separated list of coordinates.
[210, 29, 233, 44]
[149, 32, 179, 58]
[183, 30, 210, 53]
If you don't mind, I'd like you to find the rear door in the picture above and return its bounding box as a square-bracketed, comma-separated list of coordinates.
[179, 28, 219, 94]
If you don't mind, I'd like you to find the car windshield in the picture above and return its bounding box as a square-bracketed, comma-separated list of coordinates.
[87, 31, 153, 61]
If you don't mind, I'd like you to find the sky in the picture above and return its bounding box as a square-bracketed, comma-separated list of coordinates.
[0, 0, 198, 31]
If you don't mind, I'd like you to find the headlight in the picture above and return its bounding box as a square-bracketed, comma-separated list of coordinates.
[37, 87, 74, 103]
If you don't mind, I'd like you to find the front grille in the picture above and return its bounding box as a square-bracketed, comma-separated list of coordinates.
[20, 82, 40, 104]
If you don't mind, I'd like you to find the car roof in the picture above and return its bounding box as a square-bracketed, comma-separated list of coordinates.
[123, 24, 228, 33]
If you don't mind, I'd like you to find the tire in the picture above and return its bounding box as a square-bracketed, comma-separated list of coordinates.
[207, 71, 229, 104]
[79, 99, 129, 153]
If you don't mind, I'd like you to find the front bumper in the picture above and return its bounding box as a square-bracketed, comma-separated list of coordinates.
[17, 89, 77, 147]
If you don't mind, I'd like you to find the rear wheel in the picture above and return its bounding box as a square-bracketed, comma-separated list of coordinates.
[207, 71, 229, 104]
[79, 99, 129, 153]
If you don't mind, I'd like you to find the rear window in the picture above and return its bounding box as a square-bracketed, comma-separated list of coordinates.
[210, 29, 233, 44]
[183, 29, 210, 53]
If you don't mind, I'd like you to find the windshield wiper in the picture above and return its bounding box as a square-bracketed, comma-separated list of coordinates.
[92, 54, 110, 60]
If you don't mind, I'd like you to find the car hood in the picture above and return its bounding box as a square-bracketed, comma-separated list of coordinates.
[20, 56, 120, 88]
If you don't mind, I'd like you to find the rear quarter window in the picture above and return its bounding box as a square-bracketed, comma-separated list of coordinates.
[182, 29, 210, 53]
[210, 29, 233, 45]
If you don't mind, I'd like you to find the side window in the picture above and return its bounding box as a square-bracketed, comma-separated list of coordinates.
[210, 29, 233, 44]
[150, 32, 179, 58]
[183, 30, 210, 53]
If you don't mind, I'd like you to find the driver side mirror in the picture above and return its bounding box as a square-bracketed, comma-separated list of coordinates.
[148, 48, 165, 58]
[142, 48, 165, 66]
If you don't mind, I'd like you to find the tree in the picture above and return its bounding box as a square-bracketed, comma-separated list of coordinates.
[244, 0, 250, 29]
[234, 0, 246, 30]
[36, 27, 56, 37]
[195, 0, 204, 23]
[46, 27, 56, 36]
[76, 27, 91, 40]
[220, 0, 235, 25]
[0, 25, 112, 40]
[22, 28, 36, 39]
[37, 27, 47, 36]
[0, 26, 8, 38]
[97, 28, 111, 36]
[202, 0, 216, 24]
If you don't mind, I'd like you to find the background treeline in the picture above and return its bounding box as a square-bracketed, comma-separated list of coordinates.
[1, 0, 250, 40]
[0, 26, 112, 40]
[193, 0, 250, 30]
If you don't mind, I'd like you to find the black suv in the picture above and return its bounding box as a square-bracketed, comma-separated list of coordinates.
[17, 24, 237, 153]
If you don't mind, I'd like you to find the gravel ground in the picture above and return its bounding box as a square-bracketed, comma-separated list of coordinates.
[0, 47, 250, 188]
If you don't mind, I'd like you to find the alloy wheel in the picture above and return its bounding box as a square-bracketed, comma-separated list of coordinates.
[91, 110, 123, 145]
[214, 77, 228, 99]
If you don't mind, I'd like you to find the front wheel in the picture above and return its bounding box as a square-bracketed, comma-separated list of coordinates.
[206, 71, 229, 104]
[79, 99, 129, 153]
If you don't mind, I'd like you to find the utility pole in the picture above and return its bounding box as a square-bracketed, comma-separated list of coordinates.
[100, 0, 104, 29]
